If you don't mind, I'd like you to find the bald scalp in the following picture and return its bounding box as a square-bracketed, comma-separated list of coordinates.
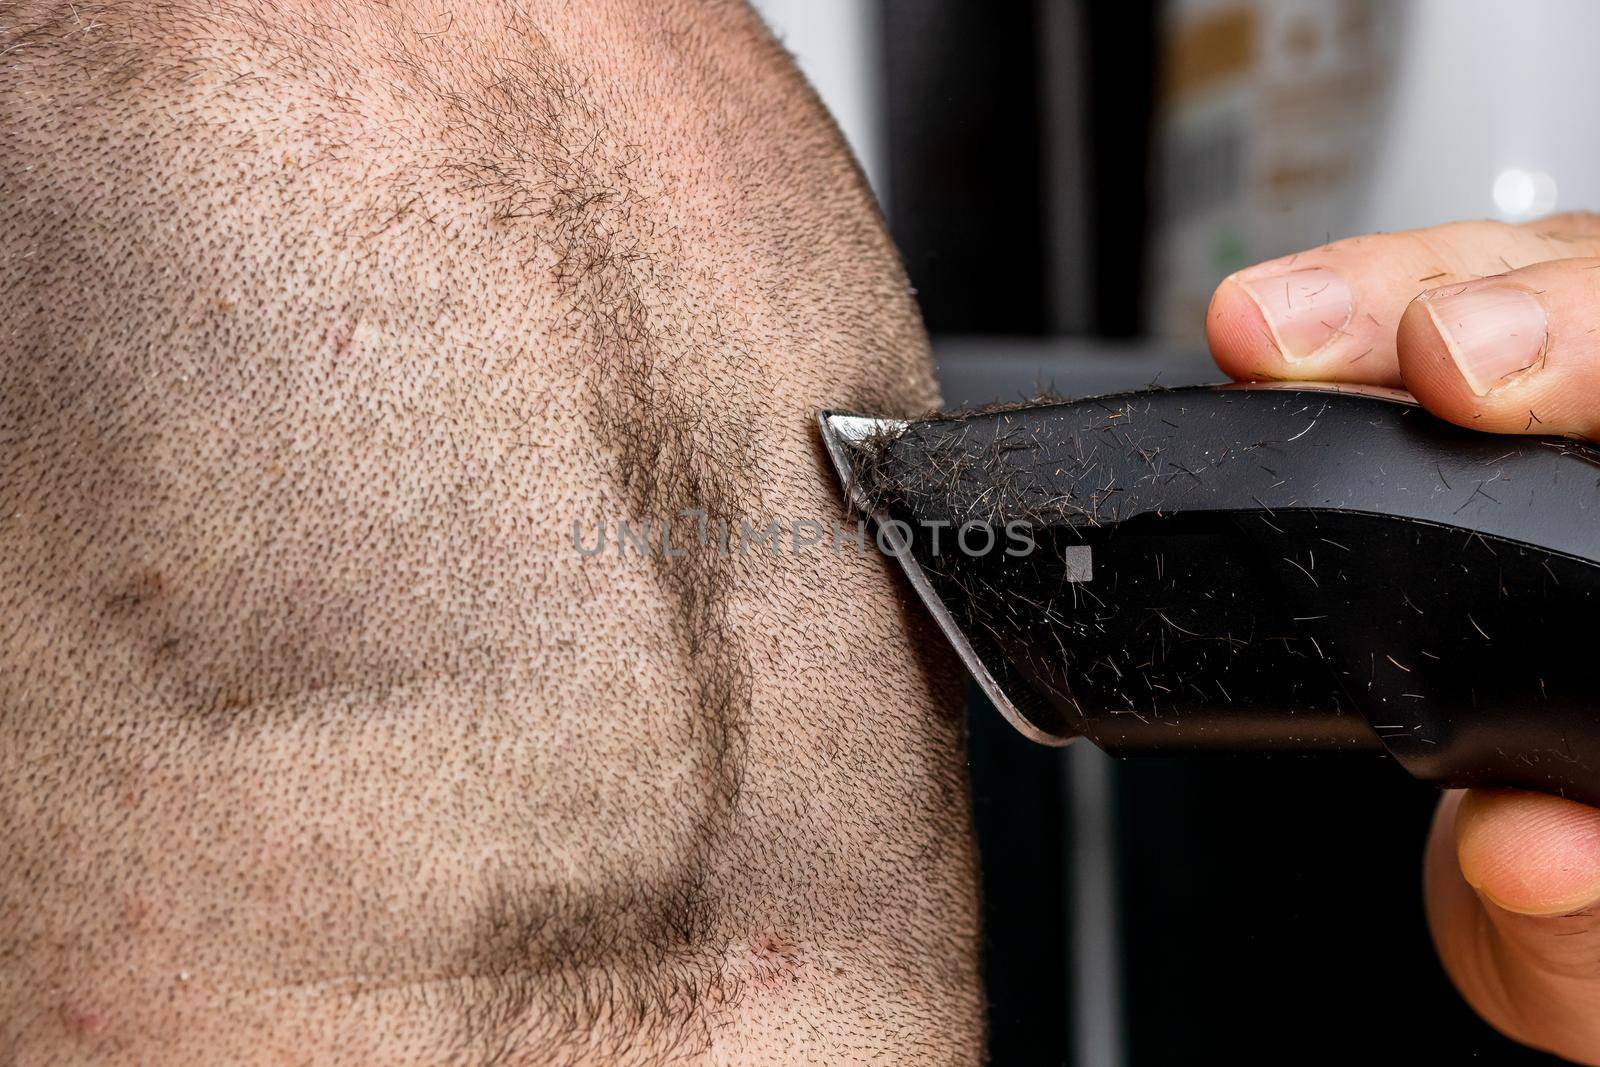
[3, 0, 797, 729]
[0, 2, 976, 1063]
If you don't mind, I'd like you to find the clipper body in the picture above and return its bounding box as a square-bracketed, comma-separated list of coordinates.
[820, 385, 1600, 804]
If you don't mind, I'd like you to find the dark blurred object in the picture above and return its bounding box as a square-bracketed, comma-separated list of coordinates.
[965, 685, 1071, 1067]
[1115, 754, 1556, 1064]
[882, 3, 1159, 338]
[1079, 4, 1160, 336]
[882, 1, 1048, 334]
[887, 0, 1562, 1061]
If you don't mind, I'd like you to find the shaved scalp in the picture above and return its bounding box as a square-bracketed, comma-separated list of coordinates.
[1, 1, 978, 1063]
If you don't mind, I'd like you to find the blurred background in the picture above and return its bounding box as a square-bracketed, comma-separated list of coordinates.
[750, 0, 1600, 1064]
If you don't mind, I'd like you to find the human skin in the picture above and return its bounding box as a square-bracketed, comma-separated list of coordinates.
[0, 2, 982, 1063]
[1209, 214, 1600, 1064]
[14, 0, 1591, 1061]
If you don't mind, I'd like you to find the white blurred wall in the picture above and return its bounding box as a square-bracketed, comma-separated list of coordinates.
[1152, 0, 1600, 341]
[749, 0, 887, 204]
[1360, 0, 1600, 231]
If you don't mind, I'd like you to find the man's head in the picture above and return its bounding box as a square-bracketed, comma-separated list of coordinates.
[1, 1, 979, 1061]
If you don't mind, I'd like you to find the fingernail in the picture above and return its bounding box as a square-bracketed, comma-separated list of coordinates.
[1235, 267, 1353, 362]
[1423, 283, 1548, 396]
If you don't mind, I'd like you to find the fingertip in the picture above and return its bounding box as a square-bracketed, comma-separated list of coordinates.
[1208, 266, 1399, 385]
[1401, 264, 1600, 440]
[1206, 276, 1285, 382]
[1395, 295, 1487, 427]
[1455, 789, 1600, 917]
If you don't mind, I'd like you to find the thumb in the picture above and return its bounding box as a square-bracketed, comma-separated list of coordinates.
[1398, 256, 1600, 439]
[1427, 789, 1600, 1063]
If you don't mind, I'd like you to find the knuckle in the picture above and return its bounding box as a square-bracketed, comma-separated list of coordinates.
[1407, 221, 1519, 278]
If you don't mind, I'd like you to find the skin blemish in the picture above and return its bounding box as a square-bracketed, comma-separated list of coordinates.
[59, 1003, 109, 1038]
[123, 893, 154, 929]
[749, 936, 802, 990]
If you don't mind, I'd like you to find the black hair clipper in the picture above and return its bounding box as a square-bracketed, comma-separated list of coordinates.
[819, 383, 1600, 805]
